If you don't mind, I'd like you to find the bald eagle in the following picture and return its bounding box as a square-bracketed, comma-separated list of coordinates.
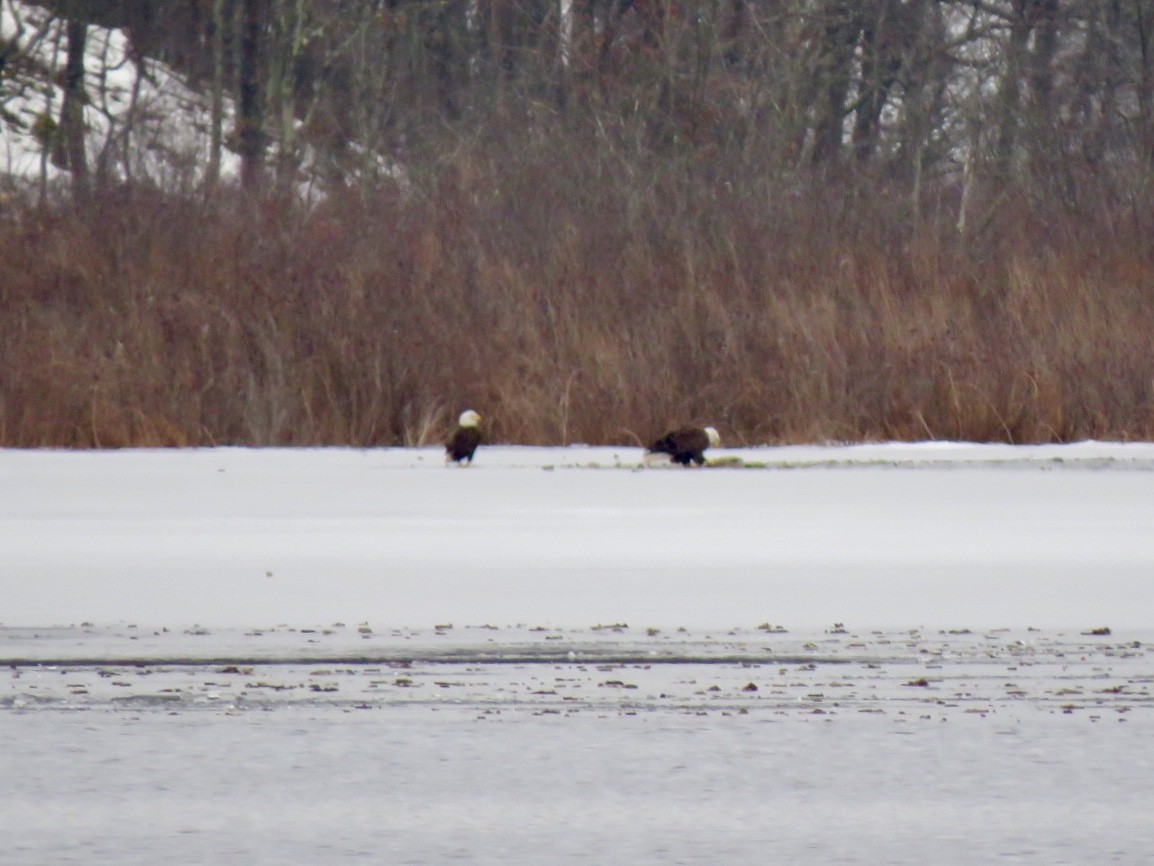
[445, 409, 483, 465]
[644, 425, 720, 466]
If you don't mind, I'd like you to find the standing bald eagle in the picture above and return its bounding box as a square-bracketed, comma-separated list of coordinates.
[445, 410, 483, 465]
[644, 425, 720, 466]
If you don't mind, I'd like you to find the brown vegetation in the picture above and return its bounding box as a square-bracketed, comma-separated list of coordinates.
[3, 142, 1153, 448]
[5, 2, 1154, 447]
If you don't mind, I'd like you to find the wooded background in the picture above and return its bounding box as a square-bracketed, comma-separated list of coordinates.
[2, 1, 1153, 447]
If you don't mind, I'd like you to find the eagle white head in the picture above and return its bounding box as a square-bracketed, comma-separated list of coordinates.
[704, 426, 720, 448]
[458, 409, 482, 428]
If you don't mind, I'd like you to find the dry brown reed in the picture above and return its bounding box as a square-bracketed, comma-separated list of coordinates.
[2, 148, 1153, 448]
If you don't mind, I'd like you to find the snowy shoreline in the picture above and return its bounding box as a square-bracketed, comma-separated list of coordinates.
[4, 620, 1150, 720]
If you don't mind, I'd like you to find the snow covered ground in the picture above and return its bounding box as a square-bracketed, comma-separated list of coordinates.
[2, 1, 397, 198]
[4, 442, 1154, 630]
[1, 1, 236, 191]
[4, 443, 1154, 864]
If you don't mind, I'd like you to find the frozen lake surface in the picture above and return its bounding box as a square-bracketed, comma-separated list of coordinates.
[4, 443, 1154, 863]
[3, 623, 1153, 865]
[5, 442, 1154, 630]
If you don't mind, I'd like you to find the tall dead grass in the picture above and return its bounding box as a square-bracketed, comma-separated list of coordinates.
[2, 147, 1153, 448]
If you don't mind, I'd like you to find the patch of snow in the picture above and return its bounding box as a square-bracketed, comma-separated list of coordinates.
[1, 1, 236, 191]
[1, 1, 406, 198]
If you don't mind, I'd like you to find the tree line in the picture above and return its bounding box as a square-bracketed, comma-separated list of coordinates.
[4, 0, 1151, 219]
[2, 1, 1153, 447]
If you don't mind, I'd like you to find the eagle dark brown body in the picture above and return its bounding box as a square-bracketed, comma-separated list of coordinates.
[645, 425, 720, 466]
[445, 410, 483, 465]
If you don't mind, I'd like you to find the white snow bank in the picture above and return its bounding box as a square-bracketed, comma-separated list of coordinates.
[3, 442, 1153, 631]
[1, 1, 237, 189]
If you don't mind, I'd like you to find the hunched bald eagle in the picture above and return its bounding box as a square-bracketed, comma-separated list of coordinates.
[445, 409, 483, 465]
[644, 425, 720, 466]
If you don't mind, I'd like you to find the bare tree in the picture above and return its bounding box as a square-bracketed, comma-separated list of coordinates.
[206, 0, 227, 191]
[237, 0, 267, 192]
[57, 15, 89, 202]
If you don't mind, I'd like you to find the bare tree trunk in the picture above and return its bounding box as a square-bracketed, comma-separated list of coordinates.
[1026, 0, 1060, 189]
[995, 1, 1036, 183]
[811, 2, 860, 166]
[121, 41, 146, 185]
[428, 0, 471, 119]
[851, 4, 887, 165]
[57, 17, 89, 202]
[1136, 0, 1154, 168]
[238, 0, 267, 193]
[206, 0, 227, 191]
[557, 0, 574, 111]
[271, 0, 307, 195]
